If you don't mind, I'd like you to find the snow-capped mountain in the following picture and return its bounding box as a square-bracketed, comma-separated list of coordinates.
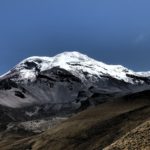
[0, 51, 150, 121]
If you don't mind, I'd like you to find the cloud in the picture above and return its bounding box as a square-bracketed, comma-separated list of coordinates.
[134, 34, 145, 43]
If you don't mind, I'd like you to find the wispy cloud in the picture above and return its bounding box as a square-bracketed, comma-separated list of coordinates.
[134, 34, 145, 44]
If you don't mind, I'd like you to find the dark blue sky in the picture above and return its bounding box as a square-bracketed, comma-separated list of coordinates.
[0, 0, 150, 75]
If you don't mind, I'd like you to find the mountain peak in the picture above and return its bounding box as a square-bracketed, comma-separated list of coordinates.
[0, 51, 144, 84]
[55, 51, 90, 60]
[0, 51, 150, 109]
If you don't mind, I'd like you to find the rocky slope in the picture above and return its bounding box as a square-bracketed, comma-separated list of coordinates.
[104, 120, 150, 150]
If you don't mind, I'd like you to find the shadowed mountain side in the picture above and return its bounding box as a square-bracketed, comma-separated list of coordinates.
[0, 90, 150, 150]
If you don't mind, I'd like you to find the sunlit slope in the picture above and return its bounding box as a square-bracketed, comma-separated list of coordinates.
[104, 120, 150, 150]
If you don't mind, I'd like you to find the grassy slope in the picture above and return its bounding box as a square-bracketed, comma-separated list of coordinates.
[0, 92, 150, 150]
[104, 120, 150, 150]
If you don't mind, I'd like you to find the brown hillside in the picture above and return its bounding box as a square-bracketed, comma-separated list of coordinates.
[104, 120, 150, 150]
[0, 91, 150, 150]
